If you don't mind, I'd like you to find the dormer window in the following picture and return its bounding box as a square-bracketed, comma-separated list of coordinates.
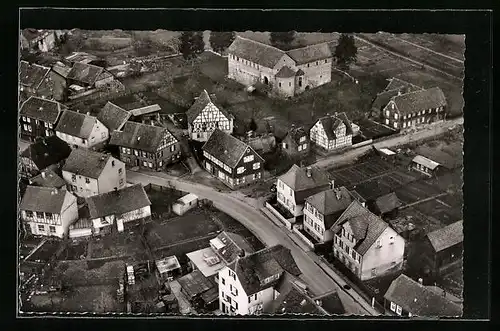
[111, 160, 115, 167]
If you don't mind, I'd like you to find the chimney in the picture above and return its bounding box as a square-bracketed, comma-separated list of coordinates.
[41, 171, 46, 179]
[306, 167, 312, 178]
[418, 278, 423, 285]
[329, 179, 335, 189]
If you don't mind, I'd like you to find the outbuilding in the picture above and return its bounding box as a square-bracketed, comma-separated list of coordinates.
[172, 193, 199, 216]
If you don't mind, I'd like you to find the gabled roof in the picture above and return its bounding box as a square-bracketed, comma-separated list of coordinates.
[284, 126, 309, 145]
[97, 102, 130, 131]
[317, 112, 353, 140]
[227, 36, 286, 68]
[29, 169, 67, 188]
[177, 270, 217, 300]
[62, 148, 114, 179]
[65, 52, 100, 65]
[286, 42, 333, 65]
[412, 155, 440, 170]
[86, 184, 151, 219]
[333, 200, 389, 255]
[202, 129, 262, 169]
[19, 60, 51, 89]
[19, 96, 64, 123]
[312, 291, 346, 315]
[20, 185, 71, 214]
[55, 110, 100, 139]
[269, 278, 326, 315]
[426, 220, 463, 252]
[51, 63, 72, 79]
[391, 87, 447, 115]
[212, 231, 254, 264]
[186, 90, 233, 123]
[129, 104, 161, 117]
[21, 135, 71, 170]
[372, 79, 424, 111]
[384, 77, 424, 92]
[374, 192, 402, 214]
[279, 164, 330, 192]
[275, 66, 296, 78]
[227, 245, 301, 296]
[109, 121, 177, 153]
[21, 29, 53, 42]
[384, 274, 462, 317]
[66, 62, 108, 85]
[306, 187, 353, 227]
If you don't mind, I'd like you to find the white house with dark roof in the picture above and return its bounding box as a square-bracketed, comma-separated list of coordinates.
[96, 101, 131, 132]
[371, 77, 424, 114]
[186, 90, 234, 142]
[310, 112, 353, 151]
[19, 96, 65, 141]
[29, 169, 67, 189]
[383, 274, 462, 317]
[217, 244, 302, 315]
[281, 125, 310, 158]
[276, 164, 332, 218]
[331, 200, 405, 281]
[227, 36, 333, 97]
[382, 86, 447, 130]
[86, 184, 151, 234]
[55, 110, 109, 149]
[410, 155, 440, 177]
[19, 185, 78, 238]
[66, 62, 115, 90]
[202, 129, 264, 189]
[62, 148, 126, 198]
[19, 135, 71, 178]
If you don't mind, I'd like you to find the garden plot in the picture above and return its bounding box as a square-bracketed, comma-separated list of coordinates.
[89, 231, 148, 260]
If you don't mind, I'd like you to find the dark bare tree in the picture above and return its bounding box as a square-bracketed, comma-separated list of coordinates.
[334, 34, 358, 69]
[270, 31, 296, 51]
[209, 31, 236, 54]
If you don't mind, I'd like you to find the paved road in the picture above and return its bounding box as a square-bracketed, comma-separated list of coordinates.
[127, 170, 373, 315]
[313, 117, 463, 169]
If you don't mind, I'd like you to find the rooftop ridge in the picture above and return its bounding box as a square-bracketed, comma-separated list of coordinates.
[235, 35, 285, 53]
[392, 86, 442, 101]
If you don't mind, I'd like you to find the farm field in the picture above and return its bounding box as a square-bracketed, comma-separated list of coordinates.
[387, 33, 465, 62]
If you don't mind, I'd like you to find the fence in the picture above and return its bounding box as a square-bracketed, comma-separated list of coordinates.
[292, 227, 316, 250]
[264, 202, 294, 231]
[352, 139, 373, 149]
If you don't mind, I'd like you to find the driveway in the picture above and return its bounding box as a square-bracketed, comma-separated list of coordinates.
[127, 170, 376, 315]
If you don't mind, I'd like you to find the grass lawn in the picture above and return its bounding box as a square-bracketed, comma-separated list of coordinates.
[89, 232, 148, 260]
[53, 260, 125, 287]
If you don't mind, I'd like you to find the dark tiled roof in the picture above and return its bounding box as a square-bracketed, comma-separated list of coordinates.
[336, 112, 354, 135]
[109, 121, 177, 153]
[295, 69, 305, 76]
[19, 96, 63, 123]
[306, 187, 353, 226]
[384, 274, 462, 317]
[177, 270, 216, 299]
[65, 52, 99, 65]
[202, 129, 262, 169]
[129, 104, 161, 117]
[21, 29, 52, 42]
[186, 90, 233, 123]
[374, 192, 402, 214]
[29, 169, 67, 188]
[97, 102, 130, 131]
[392, 87, 447, 115]
[275, 66, 296, 78]
[286, 43, 333, 65]
[214, 231, 254, 264]
[67, 62, 106, 85]
[284, 126, 309, 145]
[426, 220, 463, 252]
[62, 148, 113, 179]
[227, 245, 301, 296]
[270, 280, 326, 315]
[86, 184, 151, 219]
[21, 135, 71, 171]
[372, 81, 424, 111]
[312, 291, 346, 315]
[317, 112, 353, 140]
[52, 63, 72, 78]
[19, 61, 51, 89]
[279, 164, 330, 192]
[227, 36, 285, 68]
[385, 77, 423, 92]
[55, 110, 99, 139]
[20, 185, 71, 214]
[333, 200, 389, 255]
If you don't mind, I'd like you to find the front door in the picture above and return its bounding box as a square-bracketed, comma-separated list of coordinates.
[264, 76, 269, 85]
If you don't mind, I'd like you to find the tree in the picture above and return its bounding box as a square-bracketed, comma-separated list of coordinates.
[248, 118, 258, 132]
[209, 31, 236, 54]
[179, 31, 205, 61]
[270, 31, 296, 50]
[334, 34, 358, 69]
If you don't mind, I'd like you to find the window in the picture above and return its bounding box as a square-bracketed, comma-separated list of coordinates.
[244, 155, 254, 163]
[376, 239, 382, 248]
[221, 278, 225, 285]
[371, 268, 377, 276]
[237, 167, 245, 174]
[134, 150, 139, 156]
[36, 212, 44, 218]
[351, 250, 356, 259]
[253, 162, 260, 170]
[307, 64, 310, 67]
[49, 123, 53, 129]
[385, 110, 390, 117]
[389, 236, 395, 245]
[170, 145, 176, 152]
[278, 82, 281, 87]
[248, 297, 251, 303]
[85, 177, 90, 184]
[394, 113, 399, 120]
[346, 246, 350, 254]
[38, 224, 45, 231]
[325, 59, 328, 63]
[149, 162, 153, 168]
[396, 305, 402, 316]
[316, 61, 318, 65]
[28, 125, 32, 132]
[49, 226, 56, 233]
[143, 161, 148, 167]
[111, 160, 115, 167]
[44, 122, 48, 128]
[302, 143, 307, 150]
[119, 168, 123, 174]
[23, 124, 28, 131]
[254, 294, 257, 300]
[22, 116, 26, 121]
[119, 178, 124, 185]
[234, 302, 238, 310]
[390, 302, 396, 312]
[288, 82, 291, 87]
[26, 118, 31, 123]
[25, 211, 33, 217]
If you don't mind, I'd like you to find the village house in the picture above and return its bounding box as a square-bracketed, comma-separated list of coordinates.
[186, 90, 234, 142]
[383, 274, 462, 317]
[310, 112, 353, 151]
[64, 51, 107, 67]
[19, 135, 71, 178]
[227, 36, 333, 97]
[281, 125, 310, 158]
[86, 184, 151, 234]
[382, 87, 447, 130]
[128, 104, 162, 123]
[303, 186, 354, 244]
[19, 96, 65, 142]
[331, 200, 405, 281]
[218, 244, 302, 315]
[19, 185, 78, 238]
[20, 29, 62, 53]
[178, 270, 219, 311]
[55, 110, 109, 150]
[66, 62, 115, 92]
[96, 101, 131, 132]
[202, 129, 264, 189]
[421, 220, 463, 278]
[410, 155, 440, 177]
[19, 61, 56, 100]
[109, 121, 181, 171]
[28, 169, 67, 189]
[276, 165, 331, 219]
[62, 148, 126, 198]
[245, 133, 277, 155]
[371, 77, 424, 115]
[371, 192, 403, 220]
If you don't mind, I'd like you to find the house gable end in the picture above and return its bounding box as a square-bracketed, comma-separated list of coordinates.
[273, 54, 296, 70]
